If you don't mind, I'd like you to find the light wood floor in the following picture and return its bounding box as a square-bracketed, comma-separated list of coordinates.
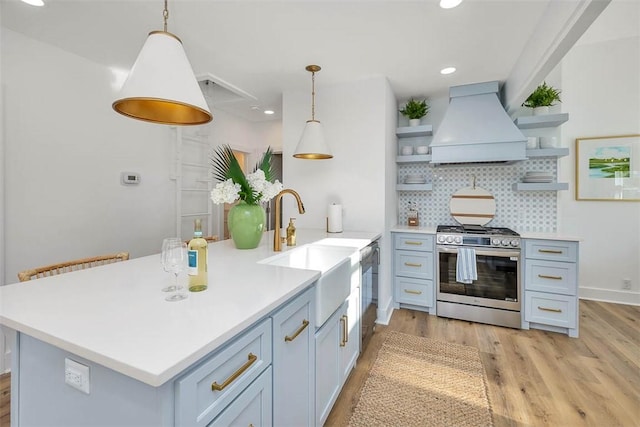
[326, 300, 640, 427]
[0, 300, 637, 427]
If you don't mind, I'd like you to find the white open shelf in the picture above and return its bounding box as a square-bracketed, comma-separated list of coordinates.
[397, 183, 433, 191]
[512, 182, 569, 191]
[514, 113, 569, 129]
[396, 125, 433, 138]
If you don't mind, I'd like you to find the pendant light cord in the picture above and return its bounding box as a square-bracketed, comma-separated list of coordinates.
[311, 70, 316, 121]
[163, 0, 169, 32]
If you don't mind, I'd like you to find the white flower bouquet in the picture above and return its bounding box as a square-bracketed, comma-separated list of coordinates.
[210, 145, 282, 205]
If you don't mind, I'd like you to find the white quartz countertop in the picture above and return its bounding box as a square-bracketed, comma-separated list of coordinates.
[390, 225, 437, 234]
[516, 231, 581, 242]
[0, 229, 380, 387]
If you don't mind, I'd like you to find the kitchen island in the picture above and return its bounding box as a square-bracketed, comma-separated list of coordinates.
[0, 228, 380, 426]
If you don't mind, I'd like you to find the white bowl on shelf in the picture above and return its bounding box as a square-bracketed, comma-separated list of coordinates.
[415, 145, 429, 155]
[400, 146, 413, 156]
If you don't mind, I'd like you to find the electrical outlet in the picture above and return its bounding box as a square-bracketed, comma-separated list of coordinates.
[622, 279, 632, 290]
[65, 358, 90, 394]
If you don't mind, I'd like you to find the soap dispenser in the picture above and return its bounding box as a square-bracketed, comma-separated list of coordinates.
[286, 218, 297, 246]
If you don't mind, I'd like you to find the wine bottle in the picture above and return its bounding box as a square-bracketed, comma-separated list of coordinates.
[187, 219, 208, 292]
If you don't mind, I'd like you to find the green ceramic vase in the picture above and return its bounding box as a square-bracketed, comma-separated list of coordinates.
[228, 201, 266, 249]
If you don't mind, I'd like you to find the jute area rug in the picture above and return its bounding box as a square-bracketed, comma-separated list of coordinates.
[348, 331, 494, 427]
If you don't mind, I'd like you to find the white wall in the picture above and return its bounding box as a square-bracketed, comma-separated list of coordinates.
[559, 35, 640, 305]
[282, 75, 395, 317]
[1, 28, 177, 284]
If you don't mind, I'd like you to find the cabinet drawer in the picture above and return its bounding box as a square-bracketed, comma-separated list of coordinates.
[525, 239, 578, 263]
[208, 366, 272, 427]
[394, 234, 434, 252]
[175, 318, 272, 427]
[525, 259, 577, 295]
[395, 250, 433, 279]
[525, 291, 577, 329]
[395, 277, 433, 307]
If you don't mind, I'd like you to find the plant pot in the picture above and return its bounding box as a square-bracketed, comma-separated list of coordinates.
[409, 119, 421, 127]
[227, 201, 266, 249]
[532, 106, 550, 116]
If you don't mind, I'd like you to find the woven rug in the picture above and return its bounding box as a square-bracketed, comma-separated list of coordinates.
[348, 332, 494, 427]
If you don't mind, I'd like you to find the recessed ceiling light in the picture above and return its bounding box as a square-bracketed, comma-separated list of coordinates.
[264, 110, 275, 115]
[440, 67, 457, 75]
[440, 0, 462, 9]
[20, 0, 45, 6]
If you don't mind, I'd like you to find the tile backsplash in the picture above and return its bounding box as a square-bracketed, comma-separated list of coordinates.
[397, 158, 559, 232]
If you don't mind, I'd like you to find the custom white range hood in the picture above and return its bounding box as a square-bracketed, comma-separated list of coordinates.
[431, 81, 527, 164]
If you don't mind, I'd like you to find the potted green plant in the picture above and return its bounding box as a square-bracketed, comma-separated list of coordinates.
[522, 82, 561, 116]
[399, 98, 429, 126]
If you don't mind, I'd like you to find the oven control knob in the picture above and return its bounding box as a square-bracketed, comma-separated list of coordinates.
[492, 238, 501, 246]
[454, 236, 462, 244]
[501, 239, 509, 246]
[511, 239, 520, 247]
[446, 236, 454, 243]
[438, 235, 446, 243]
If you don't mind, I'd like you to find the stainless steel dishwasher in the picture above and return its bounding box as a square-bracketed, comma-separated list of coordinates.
[360, 240, 379, 352]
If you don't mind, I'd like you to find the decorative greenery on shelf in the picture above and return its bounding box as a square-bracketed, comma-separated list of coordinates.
[522, 82, 561, 108]
[399, 98, 429, 119]
[210, 145, 282, 205]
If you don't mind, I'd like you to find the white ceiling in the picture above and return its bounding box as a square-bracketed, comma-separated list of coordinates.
[0, 0, 633, 122]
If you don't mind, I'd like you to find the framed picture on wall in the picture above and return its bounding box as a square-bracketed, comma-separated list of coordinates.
[575, 134, 640, 201]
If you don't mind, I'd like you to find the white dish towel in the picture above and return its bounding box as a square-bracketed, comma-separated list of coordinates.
[456, 247, 477, 284]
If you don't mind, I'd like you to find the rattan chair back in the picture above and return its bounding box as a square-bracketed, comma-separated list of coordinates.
[17, 252, 130, 282]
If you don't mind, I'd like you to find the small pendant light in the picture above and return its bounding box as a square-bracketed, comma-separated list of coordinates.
[294, 65, 332, 159]
[112, 0, 212, 126]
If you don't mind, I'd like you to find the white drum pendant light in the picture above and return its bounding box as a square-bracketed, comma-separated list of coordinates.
[112, 0, 212, 126]
[294, 65, 332, 159]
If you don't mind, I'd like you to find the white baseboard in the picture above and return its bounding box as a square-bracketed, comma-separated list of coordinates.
[376, 298, 394, 325]
[579, 287, 640, 306]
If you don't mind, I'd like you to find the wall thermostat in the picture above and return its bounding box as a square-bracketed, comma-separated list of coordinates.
[121, 172, 140, 185]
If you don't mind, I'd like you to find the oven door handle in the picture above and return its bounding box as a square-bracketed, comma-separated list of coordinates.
[437, 246, 520, 258]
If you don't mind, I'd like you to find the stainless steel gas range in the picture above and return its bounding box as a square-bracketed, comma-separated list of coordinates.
[436, 224, 521, 329]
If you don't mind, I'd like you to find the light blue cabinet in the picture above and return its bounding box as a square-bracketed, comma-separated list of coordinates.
[271, 287, 315, 427]
[175, 319, 272, 426]
[392, 232, 436, 314]
[208, 367, 272, 427]
[315, 300, 349, 426]
[522, 239, 579, 337]
[340, 288, 360, 382]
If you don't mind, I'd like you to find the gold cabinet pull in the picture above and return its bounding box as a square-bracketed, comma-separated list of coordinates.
[538, 274, 562, 280]
[339, 315, 348, 347]
[211, 353, 257, 391]
[404, 241, 423, 246]
[343, 315, 349, 344]
[404, 289, 422, 295]
[284, 319, 310, 342]
[538, 306, 562, 313]
[404, 262, 422, 267]
[538, 249, 563, 254]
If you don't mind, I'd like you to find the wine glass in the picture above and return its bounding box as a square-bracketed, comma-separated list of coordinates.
[161, 238, 188, 302]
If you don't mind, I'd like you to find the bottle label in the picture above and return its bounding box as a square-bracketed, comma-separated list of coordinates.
[188, 250, 198, 275]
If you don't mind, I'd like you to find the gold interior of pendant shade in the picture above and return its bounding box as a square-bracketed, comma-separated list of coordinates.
[293, 153, 333, 159]
[113, 98, 212, 126]
[112, 1, 212, 126]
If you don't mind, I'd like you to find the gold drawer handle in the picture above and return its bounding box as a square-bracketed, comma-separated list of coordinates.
[343, 315, 349, 344]
[404, 262, 422, 267]
[339, 316, 347, 347]
[404, 241, 423, 246]
[538, 274, 562, 280]
[284, 319, 310, 342]
[404, 289, 422, 295]
[211, 353, 257, 391]
[538, 249, 563, 254]
[538, 306, 562, 313]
